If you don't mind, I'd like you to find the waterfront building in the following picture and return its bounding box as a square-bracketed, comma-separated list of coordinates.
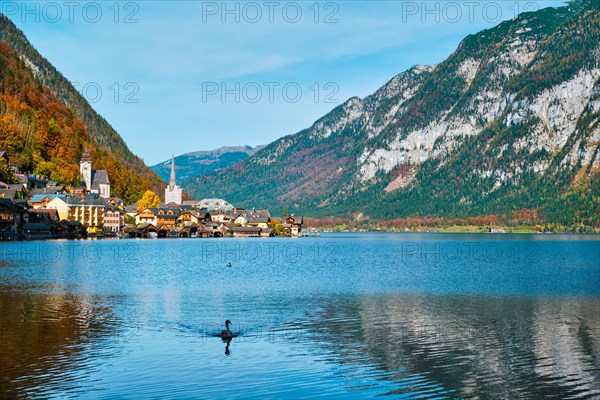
[103, 205, 123, 233]
[156, 208, 180, 227]
[66, 197, 105, 234]
[247, 216, 271, 229]
[283, 215, 303, 237]
[136, 208, 158, 225]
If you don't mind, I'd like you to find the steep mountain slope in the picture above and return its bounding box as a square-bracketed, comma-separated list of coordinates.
[0, 14, 165, 197]
[151, 145, 264, 184]
[186, 0, 600, 227]
[0, 41, 152, 203]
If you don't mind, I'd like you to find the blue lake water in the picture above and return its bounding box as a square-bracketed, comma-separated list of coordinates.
[0, 233, 599, 398]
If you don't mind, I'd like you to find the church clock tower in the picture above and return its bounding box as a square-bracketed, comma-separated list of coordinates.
[80, 152, 93, 190]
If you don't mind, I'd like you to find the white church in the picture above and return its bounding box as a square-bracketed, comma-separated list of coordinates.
[79, 152, 111, 198]
[165, 154, 183, 205]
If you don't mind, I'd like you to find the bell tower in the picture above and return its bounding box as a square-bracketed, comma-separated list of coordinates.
[80, 152, 92, 190]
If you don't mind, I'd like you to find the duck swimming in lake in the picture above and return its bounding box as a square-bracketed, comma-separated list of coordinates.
[220, 320, 233, 339]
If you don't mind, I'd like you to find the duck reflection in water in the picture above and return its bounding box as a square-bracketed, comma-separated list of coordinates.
[223, 337, 232, 355]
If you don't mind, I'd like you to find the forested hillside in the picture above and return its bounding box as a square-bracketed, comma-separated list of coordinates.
[0, 41, 151, 203]
[0, 14, 165, 200]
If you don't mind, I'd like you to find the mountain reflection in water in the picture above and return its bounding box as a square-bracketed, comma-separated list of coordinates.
[0, 234, 598, 398]
[283, 295, 600, 398]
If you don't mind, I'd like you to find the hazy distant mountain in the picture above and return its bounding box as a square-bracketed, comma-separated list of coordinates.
[151, 145, 265, 185]
[185, 0, 600, 227]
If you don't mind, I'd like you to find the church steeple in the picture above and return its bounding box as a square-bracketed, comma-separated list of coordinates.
[165, 152, 182, 205]
[169, 153, 176, 188]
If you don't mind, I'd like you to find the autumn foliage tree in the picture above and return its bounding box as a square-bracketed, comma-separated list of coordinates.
[136, 190, 161, 211]
[0, 157, 14, 183]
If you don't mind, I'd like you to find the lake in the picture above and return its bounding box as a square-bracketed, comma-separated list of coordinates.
[0, 233, 599, 398]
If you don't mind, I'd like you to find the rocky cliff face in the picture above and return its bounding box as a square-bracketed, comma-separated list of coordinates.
[186, 0, 599, 226]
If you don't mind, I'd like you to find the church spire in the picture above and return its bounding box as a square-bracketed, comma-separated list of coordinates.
[165, 152, 182, 205]
[169, 153, 176, 188]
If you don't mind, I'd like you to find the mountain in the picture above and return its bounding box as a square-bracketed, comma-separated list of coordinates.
[0, 14, 165, 202]
[185, 0, 600, 228]
[151, 145, 264, 185]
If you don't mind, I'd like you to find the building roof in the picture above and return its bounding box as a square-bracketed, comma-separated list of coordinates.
[156, 208, 181, 216]
[30, 194, 67, 203]
[17, 174, 48, 189]
[284, 215, 303, 225]
[0, 198, 27, 211]
[0, 189, 17, 199]
[65, 196, 106, 206]
[137, 222, 156, 230]
[124, 205, 138, 213]
[91, 169, 110, 190]
[194, 198, 234, 211]
[103, 203, 121, 212]
[107, 197, 123, 205]
[31, 208, 59, 220]
[223, 211, 242, 219]
[30, 187, 64, 195]
[249, 209, 271, 219]
[248, 216, 270, 224]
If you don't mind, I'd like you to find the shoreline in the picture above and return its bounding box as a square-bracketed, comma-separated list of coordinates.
[305, 227, 600, 234]
[3, 230, 600, 243]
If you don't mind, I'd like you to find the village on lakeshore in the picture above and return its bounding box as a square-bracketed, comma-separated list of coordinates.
[0, 152, 304, 240]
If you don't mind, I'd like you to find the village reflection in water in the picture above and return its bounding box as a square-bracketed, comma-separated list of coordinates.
[0, 291, 122, 398]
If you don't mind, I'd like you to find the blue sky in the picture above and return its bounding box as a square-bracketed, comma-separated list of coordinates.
[4, 0, 565, 165]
